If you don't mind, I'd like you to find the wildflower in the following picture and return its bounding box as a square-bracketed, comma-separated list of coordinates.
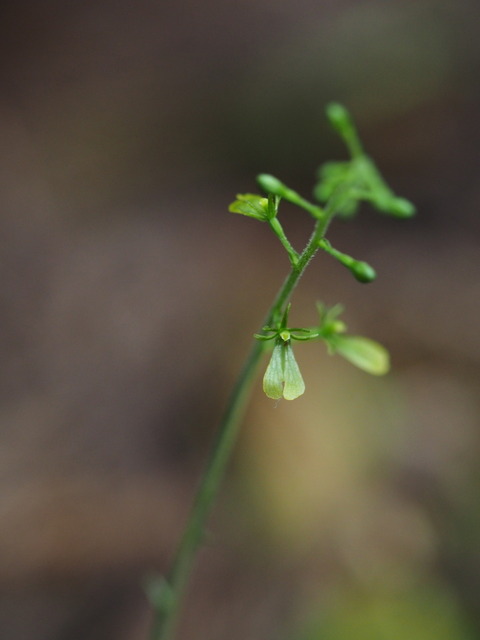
[256, 305, 309, 400]
[263, 336, 305, 400]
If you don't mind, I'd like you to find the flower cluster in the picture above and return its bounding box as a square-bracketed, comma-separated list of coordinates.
[230, 103, 413, 402]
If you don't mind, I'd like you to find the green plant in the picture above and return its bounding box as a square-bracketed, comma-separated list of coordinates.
[146, 103, 415, 639]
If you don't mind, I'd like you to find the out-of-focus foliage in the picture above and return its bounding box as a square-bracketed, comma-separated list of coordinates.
[296, 585, 475, 640]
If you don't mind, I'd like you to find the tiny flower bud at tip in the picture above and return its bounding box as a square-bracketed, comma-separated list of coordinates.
[332, 320, 347, 333]
[351, 261, 377, 283]
[326, 103, 352, 132]
[389, 197, 416, 218]
[257, 174, 286, 196]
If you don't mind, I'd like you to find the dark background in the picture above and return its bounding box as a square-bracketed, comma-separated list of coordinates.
[1, 1, 479, 639]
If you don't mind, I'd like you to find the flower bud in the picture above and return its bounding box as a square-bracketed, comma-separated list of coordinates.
[326, 103, 352, 134]
[350, 260, 377, 283]
[257, 174, 287, 197]
[388, 197, 416, 218]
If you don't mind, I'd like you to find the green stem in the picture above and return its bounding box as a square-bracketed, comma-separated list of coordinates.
[148, 208, 336, 640]
[268, 217, 299, 266]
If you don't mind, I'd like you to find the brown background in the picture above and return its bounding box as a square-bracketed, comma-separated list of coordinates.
[1, 1, 479, 639]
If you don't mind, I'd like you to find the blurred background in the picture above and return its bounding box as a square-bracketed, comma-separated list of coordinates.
[1, 1, 479, 638]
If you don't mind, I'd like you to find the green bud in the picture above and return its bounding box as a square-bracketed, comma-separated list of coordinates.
[326, 103, 352, 134]
[328, 335, 390, 375]
[365, 174, 416, 218]
[350, 260, 377, 283]
[331, 320, 347, 334]
[388, 197, 416, 218]
[372, 194, 416, 218]
[257, 174, 287, 197]
[325, 103, 363, 158]
[319, 239, 376, 283]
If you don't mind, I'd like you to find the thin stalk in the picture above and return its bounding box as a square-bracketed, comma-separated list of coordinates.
[268, 217, 299, 266]
[149, 209, 335, 640]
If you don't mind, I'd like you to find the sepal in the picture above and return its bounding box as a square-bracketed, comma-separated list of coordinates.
[229, 193, 269, 221]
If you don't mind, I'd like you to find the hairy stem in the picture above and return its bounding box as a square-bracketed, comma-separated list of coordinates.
[148, 209, 335, 640]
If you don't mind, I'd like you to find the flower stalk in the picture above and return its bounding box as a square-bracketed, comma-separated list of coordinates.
[147, 103, 414, 639]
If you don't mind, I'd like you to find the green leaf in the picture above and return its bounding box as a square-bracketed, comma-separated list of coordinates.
[329, 335, 390, 375]
[228, 193, 269, 221]
[282, 343, 306, 400]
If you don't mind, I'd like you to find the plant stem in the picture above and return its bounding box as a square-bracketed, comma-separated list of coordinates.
[268, 217, 299, 266]
[149, 209, 335, 640]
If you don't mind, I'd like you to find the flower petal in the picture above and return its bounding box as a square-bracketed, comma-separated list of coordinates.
[330, 335, 390, 375]
[263, 343, 284, 399]
[282, 343, 305, 400]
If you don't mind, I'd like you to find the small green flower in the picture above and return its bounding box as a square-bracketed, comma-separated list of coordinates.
[263, 338, 305, 400]
[256, 304, 309, 400]
[316, 302, 390, 375]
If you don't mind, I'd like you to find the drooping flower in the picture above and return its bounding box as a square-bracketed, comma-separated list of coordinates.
[263, 338, 305, 400]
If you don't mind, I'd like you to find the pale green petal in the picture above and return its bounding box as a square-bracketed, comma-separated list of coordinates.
[263, 343, 284, 399]
[282, 343, 306, 400]
[331, 335, 390, 375]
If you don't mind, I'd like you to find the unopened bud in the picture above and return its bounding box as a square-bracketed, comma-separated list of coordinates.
[351, 260, 377, 283]
[257, 174, 286, 197]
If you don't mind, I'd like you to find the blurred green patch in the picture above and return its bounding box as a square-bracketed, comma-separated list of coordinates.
[296, 584, 475, 640]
